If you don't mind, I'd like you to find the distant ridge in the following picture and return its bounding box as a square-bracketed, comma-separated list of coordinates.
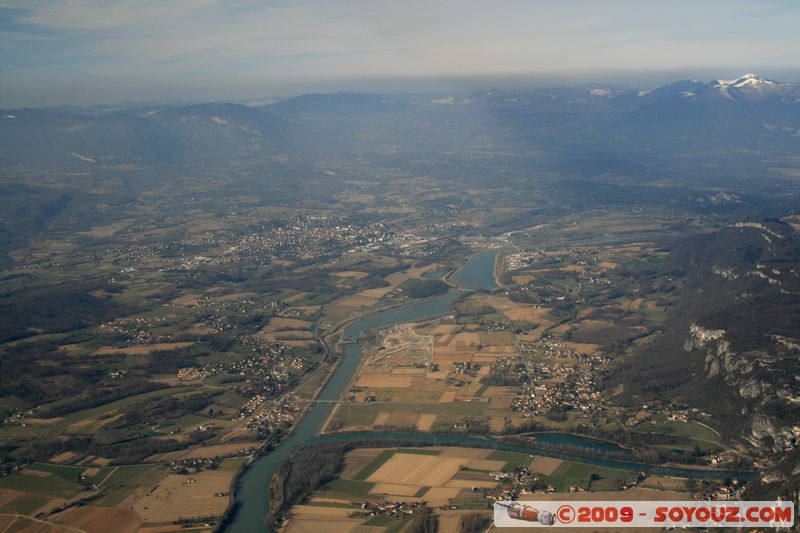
[2, 74, 799, 168]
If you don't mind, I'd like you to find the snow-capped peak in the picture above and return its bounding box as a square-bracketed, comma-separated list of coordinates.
[713, 73, 776, 88]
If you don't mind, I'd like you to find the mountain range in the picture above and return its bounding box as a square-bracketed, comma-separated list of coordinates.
[613, 218, 800, 437]
[1, 74, 799, 168]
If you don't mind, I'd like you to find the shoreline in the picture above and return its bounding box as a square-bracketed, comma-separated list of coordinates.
[310, 431, 752, 480]
[226, 247, 735, 531]
[319, 290, 470, 436]
[222, 270, 477, 529]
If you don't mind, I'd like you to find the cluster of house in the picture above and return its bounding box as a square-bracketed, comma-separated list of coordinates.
[401, 237, 452, 257]
[510, 340, 607, 417]
[173, 340, 308, 432]
[168, 457, 225, 474]
[482, 320, 509, 332]
[236, 394, 268, 422]
[694, 479, 746, 501]
[177, 367, 203, 381]
[1, 409, 27, 426]
[488, 467, 555, 501]
[202, 342, 299, 383]
[775, 425, 800, 452]
[229, 214, 391, 261]
[451, 361, 482, 378]
[112, 214, 393, 275]
[503, 250, 547, 271]
[244, 394, 300, 432]
[188, 298, 282, 334]
[98, 313, 179, 344]
[582, 274, 613, 286]
[359, 500, 427, 518]
[489, 469, 648, 501]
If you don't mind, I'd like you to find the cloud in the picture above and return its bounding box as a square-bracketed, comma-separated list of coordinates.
[1, 0, 798, 105]
[11, 0, 219, 30]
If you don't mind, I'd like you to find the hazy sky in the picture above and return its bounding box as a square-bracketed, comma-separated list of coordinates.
[1, 0, 799, 106]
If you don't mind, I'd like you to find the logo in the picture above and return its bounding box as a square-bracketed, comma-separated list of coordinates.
[494, 501, 794, 528]
[556, 505, 575, 524]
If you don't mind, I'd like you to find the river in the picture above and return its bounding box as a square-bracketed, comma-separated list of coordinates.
[450, 249, 500, 290]
[227, 250, 748, 532]
[228, 280, 473, 532]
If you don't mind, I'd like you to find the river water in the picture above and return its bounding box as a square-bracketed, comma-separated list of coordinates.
[227, 250, 748, 532]
[451, 249, 500, 290]
[228, 285, 471, 532]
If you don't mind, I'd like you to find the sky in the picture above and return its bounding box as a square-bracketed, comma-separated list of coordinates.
[1, 0, 799, 107]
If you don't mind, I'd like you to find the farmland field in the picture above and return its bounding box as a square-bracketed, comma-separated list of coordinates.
[281, 445, 697, 532]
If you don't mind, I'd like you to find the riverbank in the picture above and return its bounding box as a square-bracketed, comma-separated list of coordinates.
[223, 249, 750, 532]
[312, 431, 752, 480]
[225, 252, 492, 532]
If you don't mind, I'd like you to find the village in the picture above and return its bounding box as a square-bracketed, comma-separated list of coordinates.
[515, 337, 609, 419]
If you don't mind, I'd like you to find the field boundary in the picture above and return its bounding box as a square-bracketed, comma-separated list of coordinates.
[0, 514, 86, 533]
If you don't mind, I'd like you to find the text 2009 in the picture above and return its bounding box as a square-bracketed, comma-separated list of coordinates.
[577, 506, 634, 523]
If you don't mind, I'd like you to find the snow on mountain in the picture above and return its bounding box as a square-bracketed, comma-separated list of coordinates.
[712, 73, 777, 88]
[707, 74, 796, 100]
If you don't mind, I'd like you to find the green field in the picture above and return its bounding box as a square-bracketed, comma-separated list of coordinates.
[35, 386, 194, 444]
[448, 497, 492, 509]
[0, 426, 41, 447]
[93, 465, 166, 507]
[364, 515, 411, 533]
[294, 364, 333, 400]
[291, 292, 334, 306]
[0, 493, 51, 515]
[364, 514, 412, 533]
[81, 387, 195, 423]
[0, 472, 85, 498]
[487, 450, 531, 472]
[219, 457, 248, 471]
[0, 396, 26, 411]
[364, 515, 397, 526]
[474, 383, 491, 397]
[330, 402, 492, 429]
[26, 463, 85, 482]
[24, 463, 115, 485]
[321, 478, 375, 497]
[637, 414, 720, 442]
[548, 461, 630, 492]
[100, 464, 161, 487]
